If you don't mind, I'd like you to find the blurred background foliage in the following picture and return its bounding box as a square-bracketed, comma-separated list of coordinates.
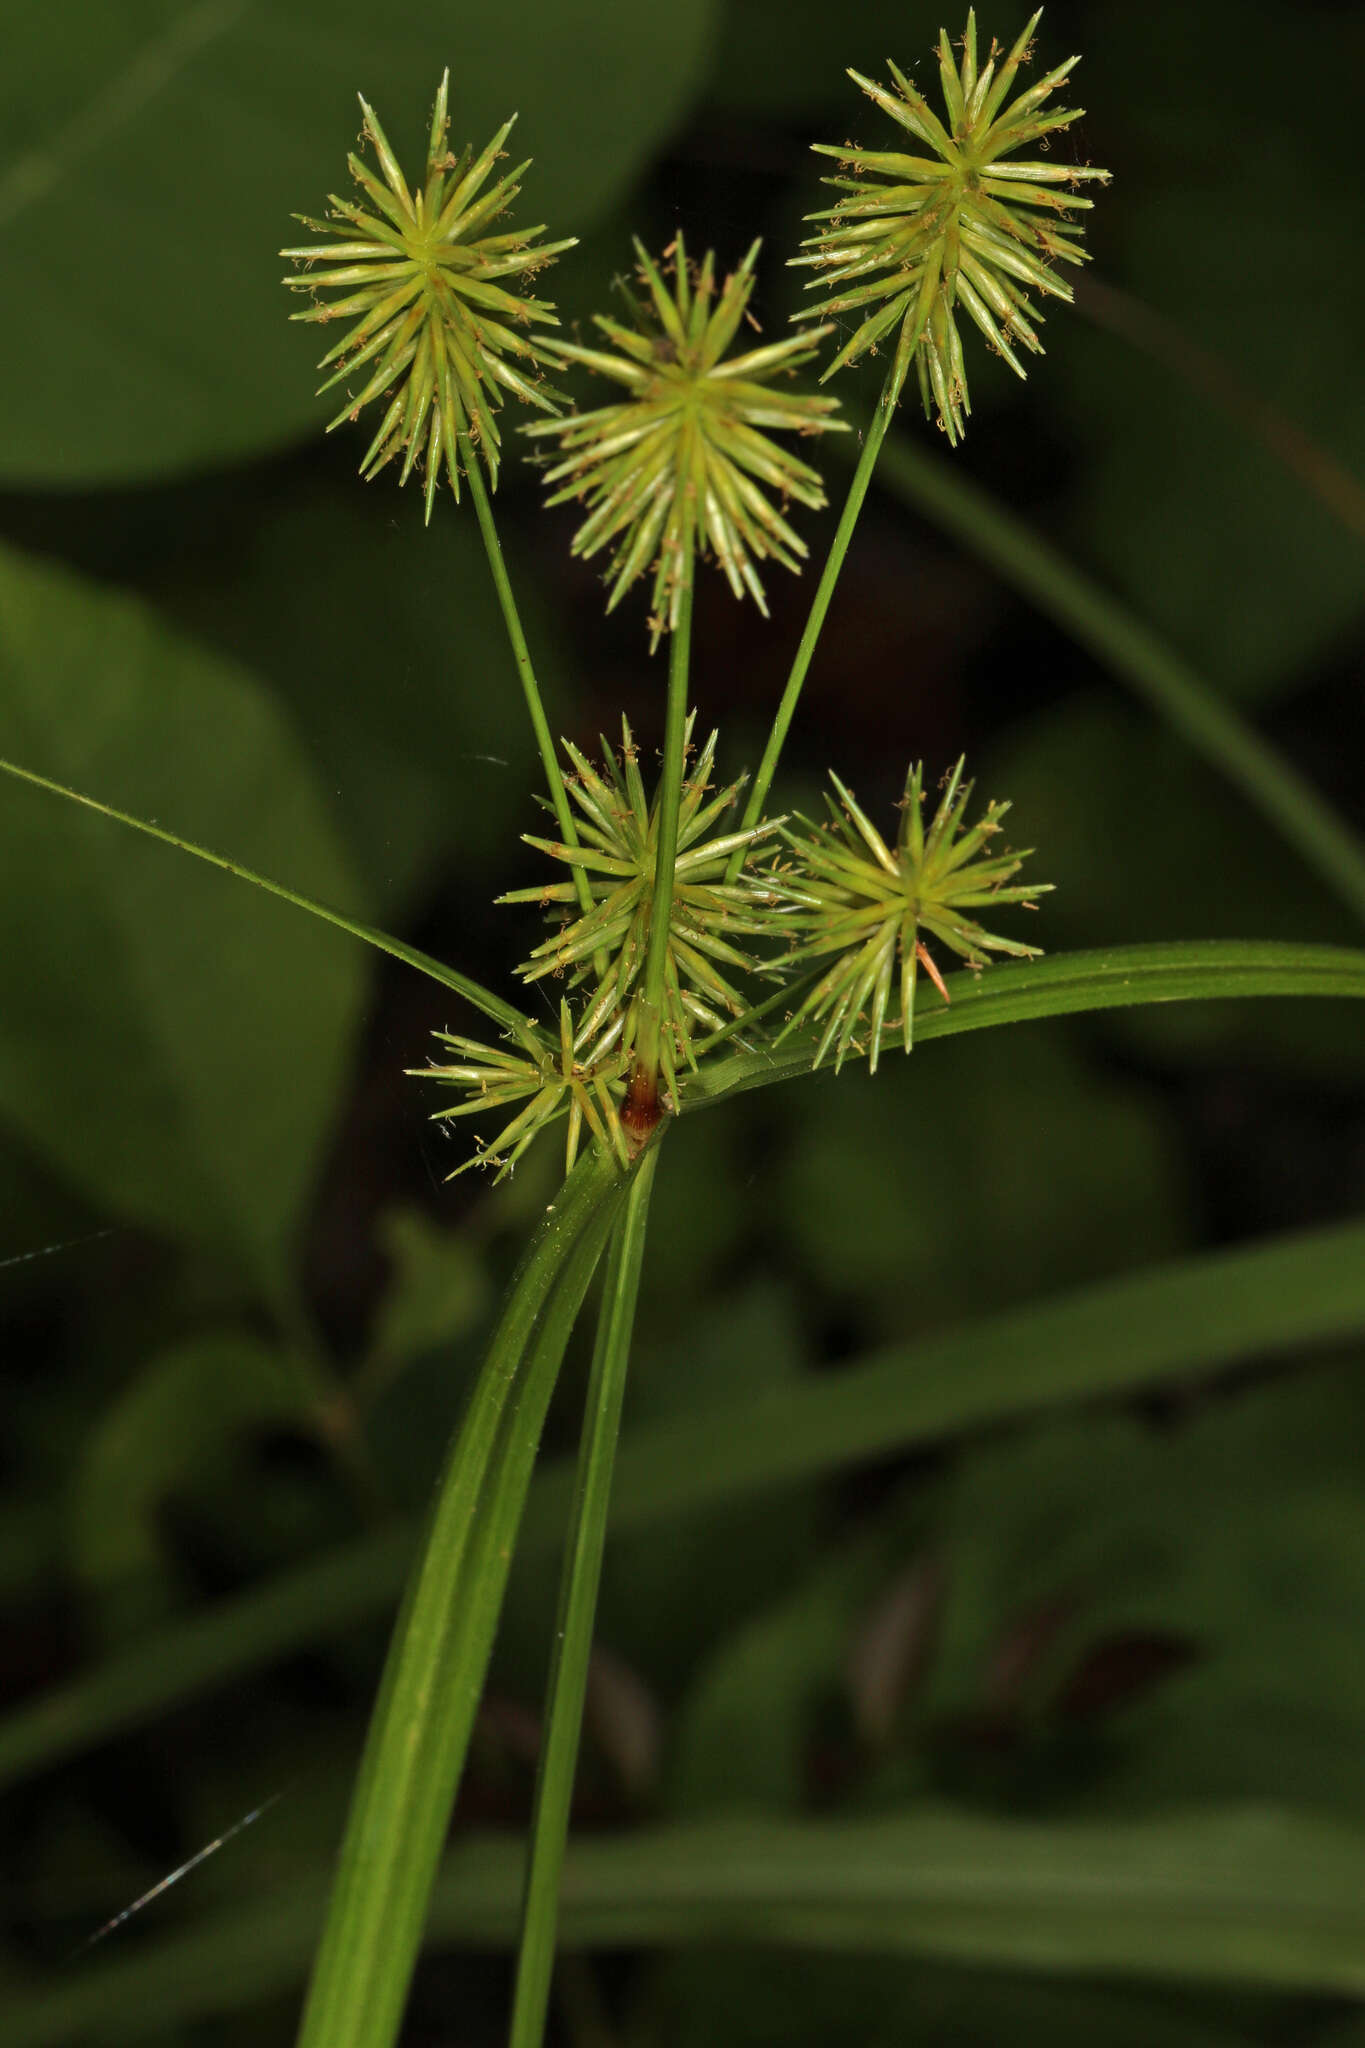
[1, 1, 1363, 2043]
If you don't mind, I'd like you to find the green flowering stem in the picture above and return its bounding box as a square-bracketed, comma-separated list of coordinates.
[730, 377, 894, 875]
[462, 447, 593, 919]
[508, 1145, 658, 2048]
[297, 1142, 630, 2048]
[625, 575, 694, 1129]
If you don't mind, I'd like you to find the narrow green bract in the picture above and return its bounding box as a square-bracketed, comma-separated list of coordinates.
[772, 757, 1050, 1068]
[793, 8, 1111, 439]
[526, 235, 845, 644]
[281, 71, 573, 517]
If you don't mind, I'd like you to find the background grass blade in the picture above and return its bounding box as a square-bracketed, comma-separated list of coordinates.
[527, 1208, 1365, 1541]
[509, 1148, 659, 2048]
[295, 1144, 629, 2048]
[685, 940, 1365, 1108]
[6, 1200, 1365, 1794]
[863, 428, 1365, 924]
[445, 1805, 1365, 1993]
[1075, 278, 1365, 546]
[15, 1805, 1365, 2043]
[0, 753, 522, 1031]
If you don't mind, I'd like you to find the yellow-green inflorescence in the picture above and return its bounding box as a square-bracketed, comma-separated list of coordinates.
[281, 71, 572, 517]
[526, 236, 846, 645]
[413, 1000, 631, 1184]
[501, 719, 784, 1105]
[413, 722, 786, 1177]
[793, 8, 1110, 440]
[415, 744, 1051, 1173]
[772, 758, 1051, 1071]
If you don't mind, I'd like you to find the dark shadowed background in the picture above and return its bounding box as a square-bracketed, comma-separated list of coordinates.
[2, 2, 1364, 2043]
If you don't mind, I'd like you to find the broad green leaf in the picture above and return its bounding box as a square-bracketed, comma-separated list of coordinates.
[12, 1805, 1365, 2042]
[5, 1208, 1365, 1790]
[0, 0, 720, 484]
[0, 540, 363, 1292]
[69, 1333, 316, 1590]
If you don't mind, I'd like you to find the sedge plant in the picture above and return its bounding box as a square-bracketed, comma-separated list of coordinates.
[5, 14, 1365, 2048]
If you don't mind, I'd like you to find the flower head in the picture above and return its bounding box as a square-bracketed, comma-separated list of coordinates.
[281, 71, 572, 518]
[525, 236, 845, 646]
[499, 719, 783, 1098]
[793, 8, 1110, 441]
[772, 757, 1050, 1070]
[410, 1001, 629, 1182]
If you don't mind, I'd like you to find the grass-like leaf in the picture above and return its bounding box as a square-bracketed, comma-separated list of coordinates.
[684, 940, 1365, 1108]
[0, 755, 521, 1033]
[6, 1194, 1365, 1793]
[295, 1143, 631, 2048]
[15, 1804, 1365, 2042]
[509, 1149, 659, 2048]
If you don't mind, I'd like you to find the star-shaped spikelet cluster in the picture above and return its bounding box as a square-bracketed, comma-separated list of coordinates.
[499, 719, 783, 1100]
[282, 71, 572, 516]
[527, 236, 845, 645]
[793, 8, 1110, 440]
[411, 1002, 630, 1183]
[773, 758, 1050, 1070]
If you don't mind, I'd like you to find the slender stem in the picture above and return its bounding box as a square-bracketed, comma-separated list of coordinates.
[507, 1147, 659, 2048]
[463, 451, 593, 920]
[728, 379, 896, 876]
[627, 576, 693, 1111]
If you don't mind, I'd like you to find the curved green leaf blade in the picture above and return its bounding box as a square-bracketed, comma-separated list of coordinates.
[296, 1143, 630, 2048]
[0, 752, 522, 1033]
[5, 1204, 1364, 1791]
[12, 1805, 1365, 2042]
[552, 1208, 1365, 1538]
[445, 1804, 1365, 1991]
[0, 541, 364, 1290]
[684, 941, 1365, 1109]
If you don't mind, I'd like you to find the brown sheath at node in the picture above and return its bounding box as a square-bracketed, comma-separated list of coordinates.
[620, 1063, 662, 1143]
